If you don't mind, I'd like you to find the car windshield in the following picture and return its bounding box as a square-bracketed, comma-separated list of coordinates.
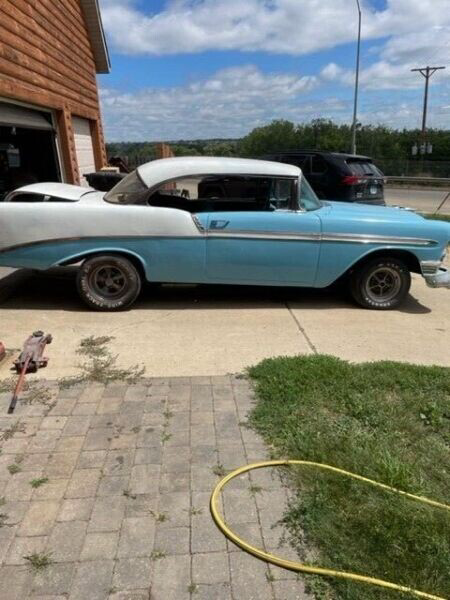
[299, 176, 321, 211]
[104, 170, 147, 204]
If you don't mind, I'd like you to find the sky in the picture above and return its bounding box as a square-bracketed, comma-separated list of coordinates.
[97, 0, 450, 142]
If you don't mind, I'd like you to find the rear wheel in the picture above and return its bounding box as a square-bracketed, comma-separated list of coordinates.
[77, 255, 142, 311]
[350, 257, 411, 310]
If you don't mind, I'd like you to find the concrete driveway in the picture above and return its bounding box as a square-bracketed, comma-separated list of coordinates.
[1, 267, 448, 380]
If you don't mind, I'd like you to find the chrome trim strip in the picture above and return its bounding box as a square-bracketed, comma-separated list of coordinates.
[207, 230, 320, 241]
[191, 215, 206, 233]
[420, 260, 443, 276]
[321, 233, 436, 246]
[0, 235, 201, 254]
[0, 231, 437, 255]
[208, 230, 435, 245]
[425, 267, 450, 289]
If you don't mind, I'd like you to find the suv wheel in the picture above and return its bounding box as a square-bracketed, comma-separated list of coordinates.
[350, 257, 411, 310]
[77, 255, 142, 311]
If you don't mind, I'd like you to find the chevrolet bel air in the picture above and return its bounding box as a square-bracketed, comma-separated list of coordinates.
[1, 157, 449, 311]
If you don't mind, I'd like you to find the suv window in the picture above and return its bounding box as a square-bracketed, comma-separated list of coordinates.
[311, 156, 328, 174]
[346, 160, 383, 177]
[147, 175, 295, 213]
[282, 155, 310, 172]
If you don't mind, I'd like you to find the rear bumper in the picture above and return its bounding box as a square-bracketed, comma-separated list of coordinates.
[424, 267, 450, 289]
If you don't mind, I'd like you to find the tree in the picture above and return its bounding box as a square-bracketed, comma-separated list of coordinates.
[238, 120, 301, 156]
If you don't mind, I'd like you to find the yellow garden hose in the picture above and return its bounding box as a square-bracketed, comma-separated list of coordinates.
[210, 460, 450, 600]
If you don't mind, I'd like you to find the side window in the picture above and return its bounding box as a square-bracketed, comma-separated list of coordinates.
[147, 176, 295, 213]
[8, 193, 45, 202]
[311, 156, 328, 175]
[299, 177, 321, 211]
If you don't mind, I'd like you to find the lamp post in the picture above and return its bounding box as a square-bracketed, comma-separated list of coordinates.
[351, 0, 362, 155]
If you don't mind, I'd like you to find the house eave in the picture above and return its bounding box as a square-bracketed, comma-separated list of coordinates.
[79, 0, 111, 74]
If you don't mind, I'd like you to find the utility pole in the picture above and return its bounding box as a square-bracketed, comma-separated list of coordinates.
[411, 66, 446, 134]
[351, 0, 362, 155]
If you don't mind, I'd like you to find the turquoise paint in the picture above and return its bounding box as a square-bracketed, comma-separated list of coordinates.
[198, 211, 321, 285]
[0, 204, 448, 289]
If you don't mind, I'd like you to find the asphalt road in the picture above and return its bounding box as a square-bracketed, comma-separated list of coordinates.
[385, 187, 450, 214]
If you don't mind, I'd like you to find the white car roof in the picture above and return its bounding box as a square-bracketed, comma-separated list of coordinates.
[137, 157, 300, 188]
[8, 182, 96, 201]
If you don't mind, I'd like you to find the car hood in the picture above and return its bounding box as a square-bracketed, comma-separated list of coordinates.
[322, 200, 425, 223]
[320, 201, 450, 246]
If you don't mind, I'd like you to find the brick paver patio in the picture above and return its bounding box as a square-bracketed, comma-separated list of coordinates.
[0, 377, 309, 599]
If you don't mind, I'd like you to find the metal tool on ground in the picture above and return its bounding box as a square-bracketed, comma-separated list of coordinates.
[7, 331, 52, 414]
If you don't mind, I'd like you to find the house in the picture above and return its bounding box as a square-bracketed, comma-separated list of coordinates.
[0, 0, 110, 199]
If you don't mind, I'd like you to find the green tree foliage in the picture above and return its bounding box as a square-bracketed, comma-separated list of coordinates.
[106, 119, 449, 175]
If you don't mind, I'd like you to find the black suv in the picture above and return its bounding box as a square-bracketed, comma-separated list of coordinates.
[261, 151, 385, 205]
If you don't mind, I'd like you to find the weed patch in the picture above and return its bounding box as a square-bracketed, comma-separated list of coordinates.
[59, 336, 145, 388]
[24, 552, 53, 571]
[30, 477, 49, 489]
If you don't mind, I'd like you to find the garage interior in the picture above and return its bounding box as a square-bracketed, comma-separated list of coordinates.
[0, 101, 61, 200]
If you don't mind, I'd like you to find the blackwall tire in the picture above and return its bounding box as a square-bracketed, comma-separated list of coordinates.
[77, 255, 142, 311]
[350, 257, 411, 310]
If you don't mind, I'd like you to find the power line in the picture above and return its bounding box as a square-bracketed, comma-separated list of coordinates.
[411, 66, 446, 134]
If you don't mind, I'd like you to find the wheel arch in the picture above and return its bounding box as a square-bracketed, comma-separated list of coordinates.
[347, 248, 421, 275]
[56, 249, 148, 280]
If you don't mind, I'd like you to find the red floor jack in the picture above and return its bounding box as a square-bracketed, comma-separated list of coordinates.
[7, 331, 53, 414]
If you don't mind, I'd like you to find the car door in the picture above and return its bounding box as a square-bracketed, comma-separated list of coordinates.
[194, 177, 322, 286]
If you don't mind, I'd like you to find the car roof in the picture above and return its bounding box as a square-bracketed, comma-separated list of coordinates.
[137, 157, 300, 189]
[270, 150, 372, 160]
[9, 182, 96, 201]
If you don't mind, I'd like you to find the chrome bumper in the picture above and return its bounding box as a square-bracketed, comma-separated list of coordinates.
[424, 267, 450, 289]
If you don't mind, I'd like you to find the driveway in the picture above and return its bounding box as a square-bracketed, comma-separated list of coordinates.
[0, 376, 306, 600]
[0, 268, 449, 381]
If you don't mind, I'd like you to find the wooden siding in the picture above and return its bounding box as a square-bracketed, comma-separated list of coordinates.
[0, 0, 107, 183]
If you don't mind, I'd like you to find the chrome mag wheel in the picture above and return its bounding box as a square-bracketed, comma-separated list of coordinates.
[364, 266, 402, 303]
[90, 265, 127, 298]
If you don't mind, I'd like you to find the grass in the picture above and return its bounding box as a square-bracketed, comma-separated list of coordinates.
[212, 463, 227, 477]
[423, 213, 450, 223]
[150, 510, 169, 522]
[248, 354, 450, 600]
[7, 464, 21, 475]
[150, 550, 166, 561]
[29, 477, 49, 489]
[24, 552, 53, 571]
[0, 421, 26, 442]
[249, 484, 264, 495]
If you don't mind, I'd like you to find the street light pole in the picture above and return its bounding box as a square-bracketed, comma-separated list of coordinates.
[351, 0, 362, 155]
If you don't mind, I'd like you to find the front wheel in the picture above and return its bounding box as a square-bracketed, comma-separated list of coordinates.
[349, 257, 411, 310]
[77, 255, 142, 311]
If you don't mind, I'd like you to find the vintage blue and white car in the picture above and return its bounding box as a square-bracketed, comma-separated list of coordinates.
[1, 157, 449, 311]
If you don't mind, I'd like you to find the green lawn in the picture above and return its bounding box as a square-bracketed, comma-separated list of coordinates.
[248, 355, 450, 600]
[423, 213, 450, 222]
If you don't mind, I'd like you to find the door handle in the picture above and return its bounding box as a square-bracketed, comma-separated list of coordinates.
[210, 220, 229, 230]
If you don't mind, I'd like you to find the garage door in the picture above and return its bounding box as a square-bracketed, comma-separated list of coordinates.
[73, 116, 96, 186]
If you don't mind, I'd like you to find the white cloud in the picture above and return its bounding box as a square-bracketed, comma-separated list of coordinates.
[100, 65, 332, 141]
[100, 64, 448, 141]
[99, 0, 450, 57]
[97, 1, 450, 139]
